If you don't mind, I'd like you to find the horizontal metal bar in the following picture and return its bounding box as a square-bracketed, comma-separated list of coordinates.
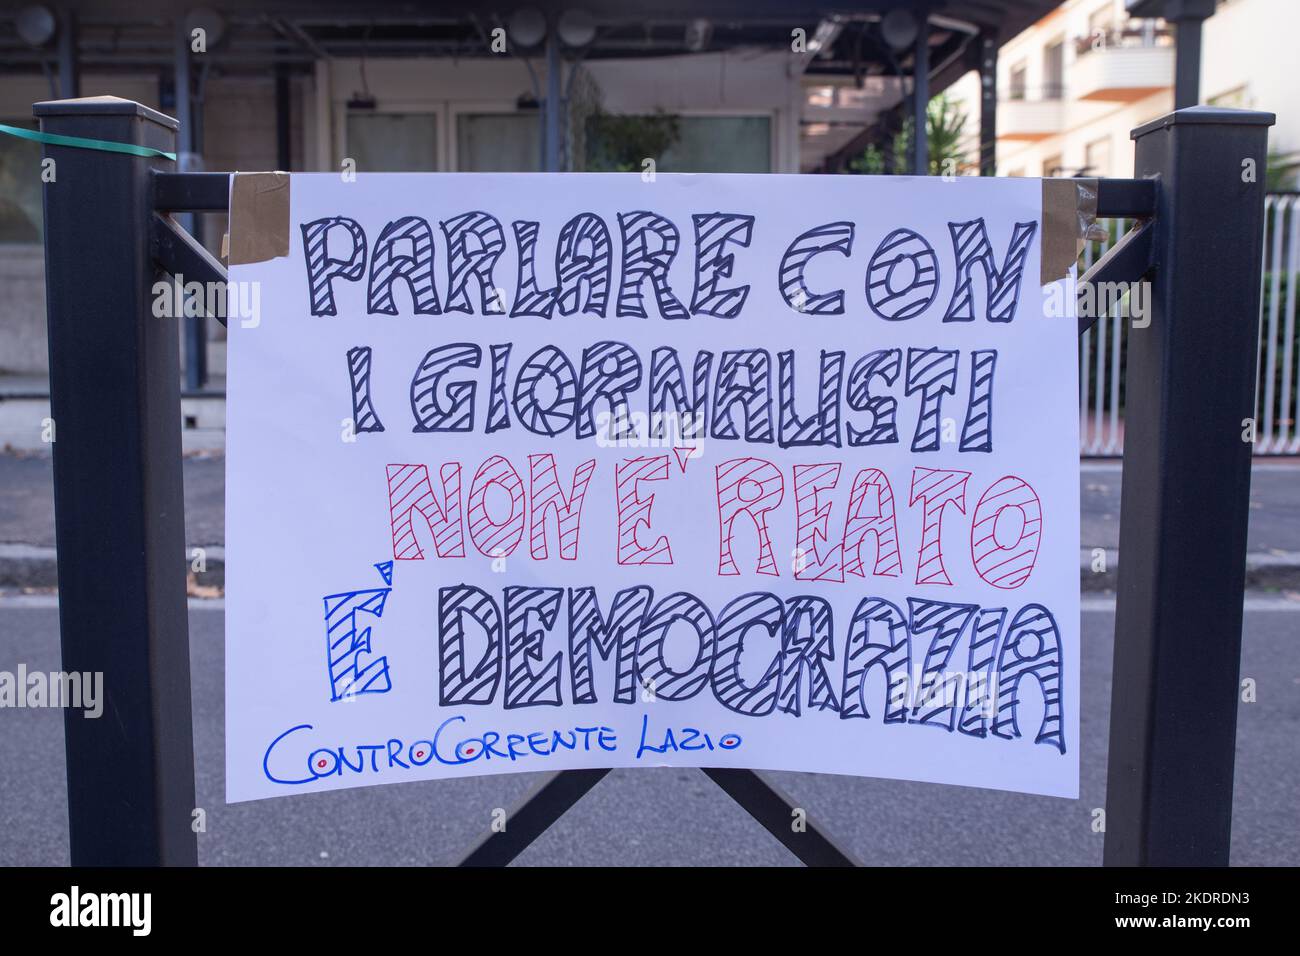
[458, 769, 610, 867]
[150, 213, 230, 327]
[702, 768, 859, 867]
[1095, 177, 1157, 219]
[153, 171, 230, 212]
[1077, 218, 1155, 335]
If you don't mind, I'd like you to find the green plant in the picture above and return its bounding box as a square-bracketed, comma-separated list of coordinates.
[1266, 148, 1299, 192]
[849, 93, 971, 176]
[583, 109, 681, 173]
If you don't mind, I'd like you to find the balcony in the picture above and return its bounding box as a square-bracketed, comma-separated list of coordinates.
[1072, 26, 1173, 102]
[1000, 89, 1066, 141]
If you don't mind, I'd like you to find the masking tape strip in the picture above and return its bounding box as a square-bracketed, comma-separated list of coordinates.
[228, 171, 290, 266]
[1040, 177, 1105, 285]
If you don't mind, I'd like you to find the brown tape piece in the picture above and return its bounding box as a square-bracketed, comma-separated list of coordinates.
[228, 171, 290, 266]
[1040, 176, 1104, 285]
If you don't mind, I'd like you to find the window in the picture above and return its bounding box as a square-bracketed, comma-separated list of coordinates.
[345, 112, 438, 172]
[1008, 62, 1028, 101]
[1043, 40, 1065, 99]
[456, 113, 541, 172]
[660, 116, 770, 172]
[1084, 137, 1112, 176]
[585, 115, 771, 173]
[0, 119, 42, 242]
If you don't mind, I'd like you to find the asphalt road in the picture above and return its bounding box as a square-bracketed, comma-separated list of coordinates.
[0, 597, 1296, 866]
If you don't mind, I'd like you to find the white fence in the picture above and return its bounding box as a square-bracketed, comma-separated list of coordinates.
[1078, 219, 1129, 456]
[1079, 193, 1299, 456]
[1256, 194, 1299, 454]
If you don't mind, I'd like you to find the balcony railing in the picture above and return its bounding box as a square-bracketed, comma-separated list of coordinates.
[1006, 84, 1065, 103]
[1074, 22, 1172, 58]
[1071, 24, 1174, 102]
[999, 89, 1067, 141]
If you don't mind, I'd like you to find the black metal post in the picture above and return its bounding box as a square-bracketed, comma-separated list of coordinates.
[880, 110, 898, 176]
[911, 12, 929, 175]
[1168, 0, 1216, 109]
[275, 63, 293, 171]
[175, 20, 207, 391]
[978, 31, 997, 177]
[1171, 17, 1203, 109]
[1130, 0, 1214, 109]
[543, 21, 562, 173]
[35, 96, 198, 866]
[1104, 106, 1273, 866]
[56, 8, 79, 99]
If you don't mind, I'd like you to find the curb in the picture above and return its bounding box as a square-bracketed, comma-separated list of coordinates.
[4, 544, 1300, 595]
[1080, 547, 1300, 592]
[0, 543, 226, 591]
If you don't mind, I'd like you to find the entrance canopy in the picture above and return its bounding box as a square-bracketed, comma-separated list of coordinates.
[3, 1, 1062, 172]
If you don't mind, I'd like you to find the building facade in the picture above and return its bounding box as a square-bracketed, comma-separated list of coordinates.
[4, 1, 1063, 381]
[952, 0, 1298, 181]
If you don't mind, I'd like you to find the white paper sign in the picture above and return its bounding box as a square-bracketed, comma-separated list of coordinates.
[225, 172, 1079, 803]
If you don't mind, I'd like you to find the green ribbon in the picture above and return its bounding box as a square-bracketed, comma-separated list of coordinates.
[0, 123, 177, 161]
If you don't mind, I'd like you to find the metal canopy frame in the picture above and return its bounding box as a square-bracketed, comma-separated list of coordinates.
[35, 95, 1272, 867]
[3, 2, 1065, 73]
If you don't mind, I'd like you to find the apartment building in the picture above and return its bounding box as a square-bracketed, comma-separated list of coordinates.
[953, 0, 1298, 183]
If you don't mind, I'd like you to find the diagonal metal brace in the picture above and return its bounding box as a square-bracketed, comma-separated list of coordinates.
[1077, 217, 1154, 335]
[703, 768, 859, 866]
[150, 212, 229, 327]
[458, 769, 611, 866]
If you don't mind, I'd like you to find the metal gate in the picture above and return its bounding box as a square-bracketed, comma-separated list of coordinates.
[1079, 192, 1300, 457]
[34, 96, 1273, 867]
[1078, 219, 1129, 457]
[1255, 193, 1300, 454]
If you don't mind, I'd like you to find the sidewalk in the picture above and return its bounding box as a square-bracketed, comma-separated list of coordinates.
[2, 451, 1299, 592]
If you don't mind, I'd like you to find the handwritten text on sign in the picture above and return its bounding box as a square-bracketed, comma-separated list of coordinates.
[225, 173, 1080, 802]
